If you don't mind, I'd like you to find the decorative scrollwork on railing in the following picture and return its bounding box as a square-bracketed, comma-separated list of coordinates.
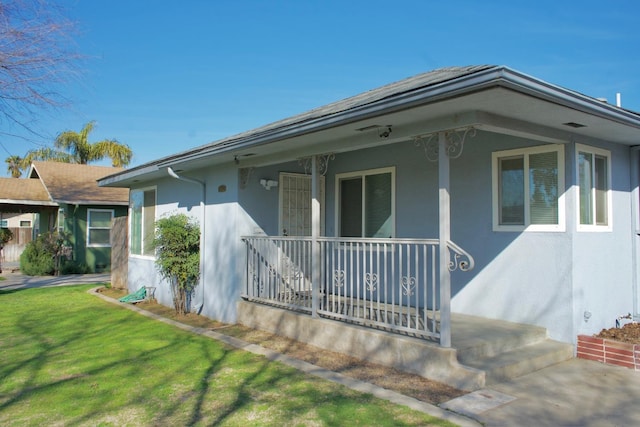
[414, 126, 477, 162]
[401, 276, 416, 296]
[299, 153, 335, 176]
[334, 269, 345, 288]
[365, 273, 378, 292]
[447, 240, 475, 272]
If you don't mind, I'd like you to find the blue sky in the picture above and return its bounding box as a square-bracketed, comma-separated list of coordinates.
[2, 0, 639, 174]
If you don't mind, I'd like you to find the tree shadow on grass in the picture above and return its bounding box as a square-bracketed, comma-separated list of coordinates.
[0, 287, 448, 426]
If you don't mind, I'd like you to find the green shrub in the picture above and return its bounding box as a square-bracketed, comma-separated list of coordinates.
[20, 236, 55, 275]
[153, 213, 200, 315]
[0, 228, 13, 246]
[20, 232, 71, 276]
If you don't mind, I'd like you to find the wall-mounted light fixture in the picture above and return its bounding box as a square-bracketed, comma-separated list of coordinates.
[260, 179, 278, 190]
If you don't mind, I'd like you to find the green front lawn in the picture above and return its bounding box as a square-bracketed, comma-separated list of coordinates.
[0, 285, 455, 426]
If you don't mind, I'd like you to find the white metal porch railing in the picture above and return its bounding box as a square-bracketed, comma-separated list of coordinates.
[241, 236, 474, 343]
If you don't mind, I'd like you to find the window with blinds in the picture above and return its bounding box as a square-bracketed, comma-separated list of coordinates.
[493, 145, 565, 231]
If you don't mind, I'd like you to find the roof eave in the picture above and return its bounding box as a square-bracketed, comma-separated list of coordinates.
[99, 65, 640, 187]
[495, 67, 640, 128]
[0, 199, 58, 207]
[53, 200, 129, 206]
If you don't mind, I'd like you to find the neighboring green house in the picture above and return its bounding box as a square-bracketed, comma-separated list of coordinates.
[0, 161, 129, 272]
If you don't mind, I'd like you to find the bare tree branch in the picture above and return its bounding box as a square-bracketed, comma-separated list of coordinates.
[0, 0, 80, 137]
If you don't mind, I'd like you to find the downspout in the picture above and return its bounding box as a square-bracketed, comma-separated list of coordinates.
[167, 167, 206, 314]
[630, 147, 640, 321]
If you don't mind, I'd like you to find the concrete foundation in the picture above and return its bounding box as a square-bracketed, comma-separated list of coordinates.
[236, 300, 485, 391]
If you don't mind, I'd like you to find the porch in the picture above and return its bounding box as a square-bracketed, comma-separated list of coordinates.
[242, 235, 475, 345]
[236, 299, 574, 391]
[240, 234, 573, 390]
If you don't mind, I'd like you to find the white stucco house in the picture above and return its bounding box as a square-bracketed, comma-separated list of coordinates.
[99, 65, 640, 386]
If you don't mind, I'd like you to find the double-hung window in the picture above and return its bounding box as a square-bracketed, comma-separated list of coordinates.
[492, 144, 565, 231]
[336, 167, 395, 238]
[576, 144, 611, 231]
[87, 209, 114, 247]
[130, 188, 156, 256]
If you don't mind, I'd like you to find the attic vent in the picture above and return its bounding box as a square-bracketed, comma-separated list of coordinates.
[563, 122, 586, 128]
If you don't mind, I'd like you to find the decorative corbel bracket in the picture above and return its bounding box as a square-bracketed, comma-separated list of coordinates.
[414, 126, 477, 162]
[239, 167, 254, 189]
[299, 153, 335, 176]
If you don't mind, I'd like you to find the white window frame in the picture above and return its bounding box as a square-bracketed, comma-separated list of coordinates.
[130, 186, 157, 258]
[19, 220, 31, 228]
[0, 220, 7, 227]
[576, 143, 612, 232]
[58, 208, 65, 233]
[492, 144, 565, 232]
[335, 166, 396, 238]
[87, 209, 114, 247]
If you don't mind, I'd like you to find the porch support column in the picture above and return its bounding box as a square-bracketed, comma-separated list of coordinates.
[311, 154, 320, 318]
[438, 132, 452, 348]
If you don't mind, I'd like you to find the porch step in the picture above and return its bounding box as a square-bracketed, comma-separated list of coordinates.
[451, 314, 573, 385]
[452, 314, 550, 361]
[459, 339, 574, 385]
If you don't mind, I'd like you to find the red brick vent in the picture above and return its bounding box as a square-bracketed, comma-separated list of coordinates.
[577, 335, 640, 370]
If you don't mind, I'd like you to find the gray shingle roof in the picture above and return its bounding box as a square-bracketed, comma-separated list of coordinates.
[180, 65, 494, 154]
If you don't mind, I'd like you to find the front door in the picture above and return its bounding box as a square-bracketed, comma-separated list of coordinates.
[278, 172, 324, 237]
[277, 172, 325, 295]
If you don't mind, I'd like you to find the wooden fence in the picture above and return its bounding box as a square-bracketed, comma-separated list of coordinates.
[2, 227, 33, 262]
[110, 216, 128, 289]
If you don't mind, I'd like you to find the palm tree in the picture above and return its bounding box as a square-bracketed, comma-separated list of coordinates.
[23, 147, 73, 164]
[53, 121, 133, 167]
[5, 155, 25, 178]
[4, 121, 133, 177]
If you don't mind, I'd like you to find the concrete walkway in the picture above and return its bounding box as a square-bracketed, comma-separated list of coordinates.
[4, 272, 640, 426]
[442, 358, 640, 426]
[0, 269, 110, 291]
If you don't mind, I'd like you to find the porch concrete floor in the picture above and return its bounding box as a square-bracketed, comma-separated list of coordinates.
[450, 312, 548, 353]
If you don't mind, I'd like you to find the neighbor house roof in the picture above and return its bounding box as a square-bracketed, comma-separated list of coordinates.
[0, 177, 55, 207]
[29, 161, 129, 205]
